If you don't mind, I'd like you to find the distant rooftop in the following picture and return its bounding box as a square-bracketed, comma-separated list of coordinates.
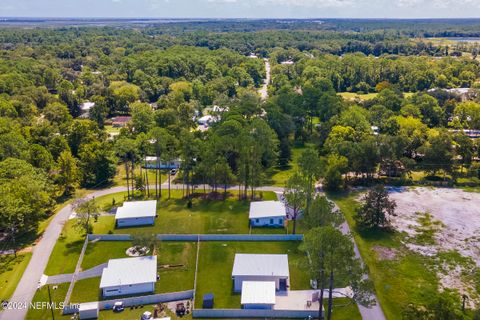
[100, 256, 157, 288]
[232, 253, 289, 277]
[115, 200, 157, 220]
[249, 201, 286, 219]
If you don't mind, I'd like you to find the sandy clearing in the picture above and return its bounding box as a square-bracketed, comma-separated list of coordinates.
[388, 187, 480, 266]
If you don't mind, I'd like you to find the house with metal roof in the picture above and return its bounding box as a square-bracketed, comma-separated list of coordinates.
[249, 201, 286, 228]
[115, 200, 157, 228]
[100, 256, 157, 297]
[231, 253, 290, 292]
[241, 281, 276, 310]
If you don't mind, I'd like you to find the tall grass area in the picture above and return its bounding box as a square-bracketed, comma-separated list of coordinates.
[329, 191, 439, 320]
[0, 253, 32, 301]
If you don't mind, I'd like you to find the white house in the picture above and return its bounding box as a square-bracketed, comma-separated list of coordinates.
[249, 201, 286, 227]
[232, 254, 290, 292]
[115, 200, 157, 228]
[241, 281, 276, 310]
[144, 156, 181, 170]
[100, 256, 157, 297]
[197, 115, 214, 126]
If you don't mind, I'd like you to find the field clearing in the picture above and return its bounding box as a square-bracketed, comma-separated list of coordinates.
[388, 187, 480, 306]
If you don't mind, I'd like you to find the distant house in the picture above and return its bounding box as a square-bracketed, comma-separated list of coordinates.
[111, 116, 132, 128]
[100, 256, 157, 297]
[197, 115, 214, 126]
[231, 253, 290, 292]
[79, 101, 95, 118]
[143, 156, 181, 170]
[115, 200, 157, 227]
[249, 201, 286, 228]
[241, 281, 276, 310]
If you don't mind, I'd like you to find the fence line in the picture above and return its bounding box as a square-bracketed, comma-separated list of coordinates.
[63, 290, 194, 315]
[63, 236, 89, 307]
[88, 234, 303, 242]
[192, 308, 318, 318]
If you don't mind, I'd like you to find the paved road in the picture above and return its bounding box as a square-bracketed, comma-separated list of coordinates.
[259, 58, 271, 100]
[0, 186, 126, 320]
[331, 197, 386, 320]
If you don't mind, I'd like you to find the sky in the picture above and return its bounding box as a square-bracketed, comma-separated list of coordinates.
[1, 0, 480, 19]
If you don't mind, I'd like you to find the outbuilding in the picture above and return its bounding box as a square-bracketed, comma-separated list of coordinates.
[241, 281, 276, 309]
[232, 253, 290, 292]
[78, 301, 99, 319]
[100, 256, 157, 298]
[249, 201, 286, 228]
[115, 200, 157, 227]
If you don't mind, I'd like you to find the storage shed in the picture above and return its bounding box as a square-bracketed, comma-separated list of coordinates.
[241, 281, 276, 310]
[100, 256, 157, 297]
[249, 201, 286, 227]
[115, 200, 157, 227]
[78, 301, 99, 320]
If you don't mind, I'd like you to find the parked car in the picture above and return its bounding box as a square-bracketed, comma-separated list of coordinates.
[141, 311, 152, 320]
[113, 301, 124, 312]
[170, 168, 178, 175]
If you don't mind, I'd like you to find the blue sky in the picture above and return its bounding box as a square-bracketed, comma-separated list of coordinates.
[1, 0, 479, 19]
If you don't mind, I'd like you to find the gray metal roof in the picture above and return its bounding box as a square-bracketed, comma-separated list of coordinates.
[249, 201, 286, 219]
[232, 254, 289, 277]
[115, 200, 157, 220]
[99, 256, 157, 288]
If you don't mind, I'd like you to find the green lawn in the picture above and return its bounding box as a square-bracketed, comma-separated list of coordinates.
[195, 241, 309, 309]
[26, 283, 70, 320]
[44, 218, 114, 276]
[73, 241, 197, 303]
[266, 146, 308, 187]
[329, 191, 440, 320]
[324, 298, 362, 320]
[338, 92, 414, 101]
[93, 190, 283, 235]
[0, 253, 32, 302]
[113, 164, 168, 188]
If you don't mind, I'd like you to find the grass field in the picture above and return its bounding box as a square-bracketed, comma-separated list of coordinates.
[194, 241, 309, 309]
[338, 91, 414, 101]
[266, 145, 310, 187]
[72, 241, 197, 303]
[93, 190, 282, 235]
[0, 253, 32, 302]
[43, 218, 112, 276]
[25, 283, 70, 320]
[113, 164, 169, 188]
[329, 191, 439, 320]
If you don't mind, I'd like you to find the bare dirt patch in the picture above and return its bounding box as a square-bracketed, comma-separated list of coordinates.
[372, 246, 399, 260]
[387, 187, 480, 307]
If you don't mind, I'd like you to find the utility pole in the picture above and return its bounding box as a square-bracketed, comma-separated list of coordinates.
[47, 285, 55, 320]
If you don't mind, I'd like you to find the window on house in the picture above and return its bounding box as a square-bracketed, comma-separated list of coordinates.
[270, 218, 274, 224]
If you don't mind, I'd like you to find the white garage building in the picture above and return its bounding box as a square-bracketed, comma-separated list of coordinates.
[241, 281, 276, 310]
[100, 256, 157, 298]
[115, 200, 157, 227]
[232, 254, 290, 292]
[249, 201, 286, 228]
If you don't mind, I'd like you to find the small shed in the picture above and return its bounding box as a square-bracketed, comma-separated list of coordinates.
[249, 201, 286, 228]
[202, 293, 214, 309]
[78, 301, 99, 320]
[115, 200, 157, 227]
[241, 281, 276, 309]
[100, 256, 157, 297]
